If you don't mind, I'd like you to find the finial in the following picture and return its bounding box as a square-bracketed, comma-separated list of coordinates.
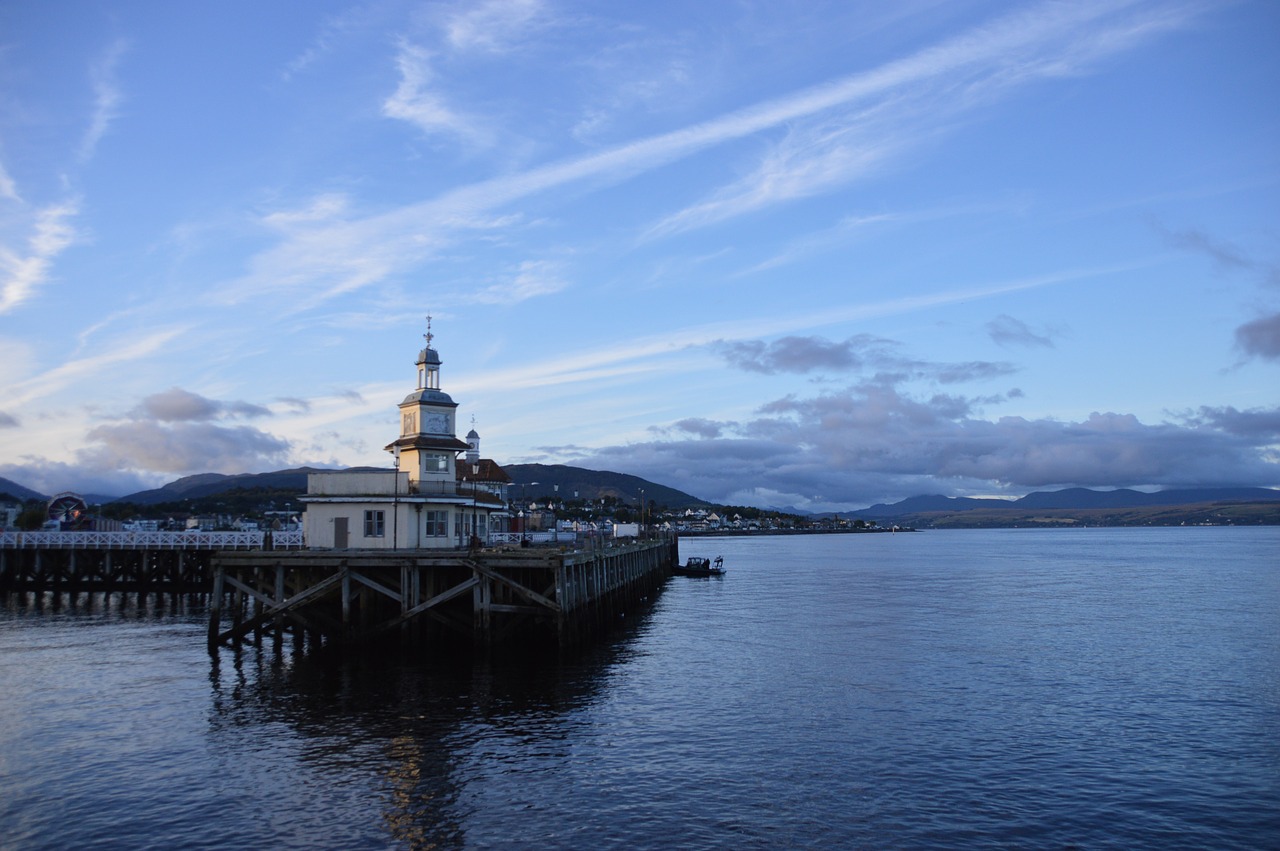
[424, 313, 433, 348]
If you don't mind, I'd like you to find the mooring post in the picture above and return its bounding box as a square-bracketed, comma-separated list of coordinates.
[207, 564, 225, 652]
[274, 563, 285, 637]
[341, 561, 352, 638]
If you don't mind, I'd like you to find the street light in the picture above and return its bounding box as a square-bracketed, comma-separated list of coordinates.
[471, 462, 480, 548]
[519, 482, 540, 514]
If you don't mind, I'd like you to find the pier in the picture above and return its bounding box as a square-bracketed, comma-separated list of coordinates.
[207, 534, 678, 650]
[1, 530, 679, 651]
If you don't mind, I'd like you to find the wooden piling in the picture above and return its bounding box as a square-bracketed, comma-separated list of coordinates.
[204, 533, 676, 651]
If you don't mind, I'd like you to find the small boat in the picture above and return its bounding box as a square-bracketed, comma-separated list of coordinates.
[673, 556, 725, 576]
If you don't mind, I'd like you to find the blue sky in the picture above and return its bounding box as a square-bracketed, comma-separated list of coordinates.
[1, 0, 1277, 511]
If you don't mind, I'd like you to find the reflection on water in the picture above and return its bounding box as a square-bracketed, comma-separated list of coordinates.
[3, 528, 1278, 849]
[204, 596, 660, 850]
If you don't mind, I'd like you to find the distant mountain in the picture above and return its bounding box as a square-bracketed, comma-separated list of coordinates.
[860, 487, 1280, 520]
[860, 494, 1009, 517]
[503, 463, 708, 510]
[1014, 487, 1280, 509]
[115, 467, 355, 505]
[0, 476, 45, 502]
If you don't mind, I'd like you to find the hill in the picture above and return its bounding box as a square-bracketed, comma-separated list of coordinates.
[857, 487, 1280, 527]
[115, 467, 354, 505]
[502, 463, 708, 510]
[0, 476, 46, 502]
[105, 463, 706, 513]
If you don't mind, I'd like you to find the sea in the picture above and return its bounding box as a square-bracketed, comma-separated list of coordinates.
[1, 527, 1277, 850]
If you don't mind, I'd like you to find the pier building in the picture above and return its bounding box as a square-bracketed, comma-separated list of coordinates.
[302, 324, 506, 550]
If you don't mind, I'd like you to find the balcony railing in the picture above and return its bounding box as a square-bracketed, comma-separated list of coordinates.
[0, 530, 306, 550]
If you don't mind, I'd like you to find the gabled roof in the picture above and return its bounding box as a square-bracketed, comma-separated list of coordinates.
[456, 458, 511, 483]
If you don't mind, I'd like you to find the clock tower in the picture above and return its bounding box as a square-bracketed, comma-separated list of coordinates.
[384, 318, 471, 487]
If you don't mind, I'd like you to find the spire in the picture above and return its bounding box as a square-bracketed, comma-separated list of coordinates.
[466, 414, 480, 464]
[416, 314, 441, 391]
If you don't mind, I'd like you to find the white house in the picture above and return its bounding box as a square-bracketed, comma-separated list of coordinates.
[302, 325, 507, 550]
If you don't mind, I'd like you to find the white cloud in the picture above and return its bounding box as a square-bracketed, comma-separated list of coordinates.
[584, 385, 1280, 509]
[383, 40, 487, 143]
[0, 200, 80, 314]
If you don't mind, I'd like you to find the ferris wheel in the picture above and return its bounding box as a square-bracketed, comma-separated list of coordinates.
[47, 492, 88, 528]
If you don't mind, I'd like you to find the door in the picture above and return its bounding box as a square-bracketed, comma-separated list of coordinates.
[334, 516, 348, 549]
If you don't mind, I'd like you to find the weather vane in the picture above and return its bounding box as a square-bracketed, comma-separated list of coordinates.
[424, 313, 433, 348]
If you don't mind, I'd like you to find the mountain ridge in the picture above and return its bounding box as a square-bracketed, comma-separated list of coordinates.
[858, 487, 1280, 518]
[3, 468, 1277, 519]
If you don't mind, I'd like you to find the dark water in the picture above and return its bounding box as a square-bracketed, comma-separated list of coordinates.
[1, 528, 1277, 849]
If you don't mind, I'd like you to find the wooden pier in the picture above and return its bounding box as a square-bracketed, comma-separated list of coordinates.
[206, 535, 678, 650]
[2, 531, 679, 650]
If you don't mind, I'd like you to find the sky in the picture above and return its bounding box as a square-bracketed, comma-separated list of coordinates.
[1, 0, 1277, 512]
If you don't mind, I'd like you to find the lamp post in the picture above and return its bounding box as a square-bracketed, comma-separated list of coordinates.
[471, 462, 480, 548]
[517, 481, 539, 537]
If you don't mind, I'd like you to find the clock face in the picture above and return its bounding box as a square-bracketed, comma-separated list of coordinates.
[422, 412, 450, 433]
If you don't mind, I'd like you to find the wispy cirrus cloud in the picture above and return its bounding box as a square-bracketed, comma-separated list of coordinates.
[463, 262, 1124, 401]
[0, 200, 80, 314]
[0, 160, 20, 202]
[80, 38, 129, 162]
[1, 38, 128, 315]
[647, 1, 1201, 237]
[231, 1, 1204, 308]
[469, 259, 568, 304]
[445, 0, 545, 53]
[283, 4, 383, 80]
[383, 40, 489, 144]
[6, 326, 187, 407]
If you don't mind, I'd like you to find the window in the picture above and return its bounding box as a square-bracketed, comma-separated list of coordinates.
[455, 512, 488, 538]
[424, 510, 448, 537]
[422, 453, 449, 473]
[363, 510, 385, 538]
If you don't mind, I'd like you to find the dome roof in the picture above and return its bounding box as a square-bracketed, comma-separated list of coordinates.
[417, 346, 441, 366]
[401, 388, 456, 406]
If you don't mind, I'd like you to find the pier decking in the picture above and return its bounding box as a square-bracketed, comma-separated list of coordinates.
[208, 534, 677, 649]
[1, 531, 679, 650]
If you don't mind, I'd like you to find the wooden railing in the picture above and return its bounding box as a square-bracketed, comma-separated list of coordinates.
[0, 530, 306, 550]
